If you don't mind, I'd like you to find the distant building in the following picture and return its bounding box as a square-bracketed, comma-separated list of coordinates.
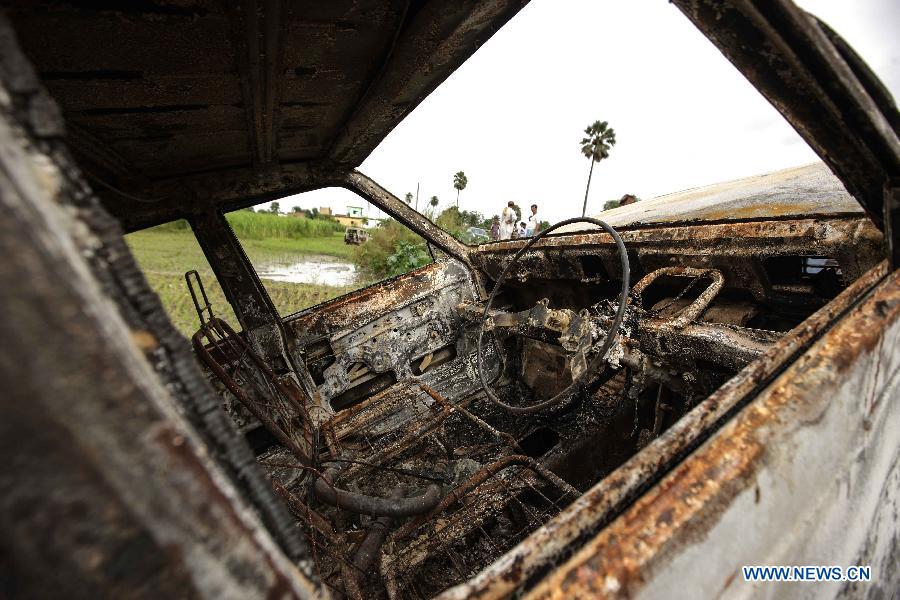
[333, 214, 366, 227]
[331, 205, 367, 227]
[299, 205, 369, 227]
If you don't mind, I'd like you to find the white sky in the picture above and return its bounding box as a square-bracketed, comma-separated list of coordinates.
[272, 0, 899, 224]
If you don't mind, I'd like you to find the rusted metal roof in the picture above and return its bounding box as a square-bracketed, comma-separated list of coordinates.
[587, 162, 864, 229]
[5, 0, 528, 227]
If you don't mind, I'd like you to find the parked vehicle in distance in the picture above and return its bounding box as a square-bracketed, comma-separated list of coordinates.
[344, 227, 369, 245]
[463, 226, 489, 243]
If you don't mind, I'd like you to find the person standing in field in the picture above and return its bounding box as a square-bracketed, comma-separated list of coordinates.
[526, 204, 540, 237]
[490, 215, 500, 241]
[500, 201, 516, 240]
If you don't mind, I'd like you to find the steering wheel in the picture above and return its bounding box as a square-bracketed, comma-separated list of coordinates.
[476, 217, 630, 414]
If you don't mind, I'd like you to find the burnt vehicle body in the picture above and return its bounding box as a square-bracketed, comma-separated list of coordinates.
[0, 1, 898, 599]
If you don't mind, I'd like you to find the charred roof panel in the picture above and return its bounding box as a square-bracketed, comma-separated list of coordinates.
[9, 1, 246, 180]
[5, 0, 528, 229]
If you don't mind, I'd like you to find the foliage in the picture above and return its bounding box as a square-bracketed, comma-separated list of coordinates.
[224, 210, 342, 239]
[453, 171, 468, 192]
[295, 207, 337, 222]
[580, 120, 617, 162]
[539, 220, 550, 231]
[435, 206, 495, 243]
[602, 195, 640, 211]
[352, 219, 431, 278]
[453, 170, 468, 206]
[404, 192, 413, 205]
[459, 209, 494, 231]
[149, 212, 343, 240]
[270, 201, 281, 215]
[386, 241, 431, 276]
[435, 206, 466, 238]
[429, 195, 439, 208]
[580, 119, 617, 216]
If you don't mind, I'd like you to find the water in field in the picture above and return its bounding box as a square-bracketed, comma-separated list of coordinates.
[257, 255, 358, 286]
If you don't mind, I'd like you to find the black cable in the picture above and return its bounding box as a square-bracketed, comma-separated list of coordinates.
[476, 217, 630, 415]
[84, 170, 163, 204]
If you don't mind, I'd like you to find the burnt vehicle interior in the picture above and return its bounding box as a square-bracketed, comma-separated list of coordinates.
[2, 1, 897, 598]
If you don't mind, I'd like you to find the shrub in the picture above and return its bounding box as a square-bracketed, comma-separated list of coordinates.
[386, 241, 432, 276]
[435, 206, 467, 239]
[353, 220, 431, 278]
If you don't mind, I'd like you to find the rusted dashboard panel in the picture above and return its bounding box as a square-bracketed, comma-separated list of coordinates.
[284, 260, 501, 410]
[476, 217, 881, 293]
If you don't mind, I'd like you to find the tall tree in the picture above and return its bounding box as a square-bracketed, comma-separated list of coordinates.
[453, 171, 468, 207]
[270, 201, 281, 215]
[404, 192, 413, 205]
[429, 195, 439, 208]
[580, 120, 616, 217]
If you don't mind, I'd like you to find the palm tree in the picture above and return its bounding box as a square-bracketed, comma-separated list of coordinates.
[580, 120, 616, 217]
[429, 195, 439, 208]
[404, 192, 413, 205]
[453, 171, 468, 207]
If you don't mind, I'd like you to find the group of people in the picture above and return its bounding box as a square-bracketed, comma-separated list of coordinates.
[490, 202, 540, 241]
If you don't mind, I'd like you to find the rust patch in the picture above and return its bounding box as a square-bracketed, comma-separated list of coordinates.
[526, 268, 900, 599]
[437, 262, 887, 600]
[286, 261, 443, 334]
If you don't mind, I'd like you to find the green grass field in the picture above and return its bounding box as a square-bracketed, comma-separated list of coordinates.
[126, 226, 358, 337]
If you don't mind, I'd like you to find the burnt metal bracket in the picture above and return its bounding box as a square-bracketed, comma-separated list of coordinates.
[631, 267, 725, 329]
[185, 269, 215, 328]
